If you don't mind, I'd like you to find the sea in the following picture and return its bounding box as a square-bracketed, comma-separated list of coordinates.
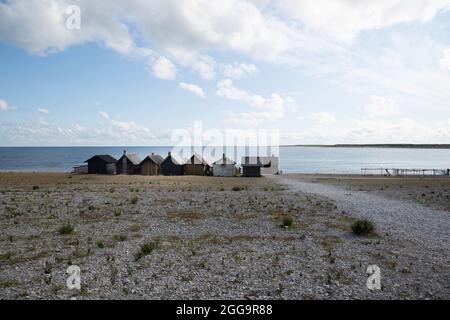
[0, 146, 449, 174]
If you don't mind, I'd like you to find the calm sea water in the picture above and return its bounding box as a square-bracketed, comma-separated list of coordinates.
[0, 147, 449, 174]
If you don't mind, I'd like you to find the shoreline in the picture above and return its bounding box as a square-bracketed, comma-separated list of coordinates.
[1, 171, 449, 179]
[1, 144, 450, 149]
[281, 144, 450, 149]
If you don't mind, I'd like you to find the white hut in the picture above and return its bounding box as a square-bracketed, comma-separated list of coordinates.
[213, 154, 236, 177]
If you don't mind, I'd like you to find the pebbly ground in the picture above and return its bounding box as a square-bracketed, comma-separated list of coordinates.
[0, 173, 448, 300]
[273, 175, 450, 298]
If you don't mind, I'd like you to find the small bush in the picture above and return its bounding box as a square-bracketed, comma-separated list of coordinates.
[131, 197, 139, 205]
[232, 186, 243, 192]
[351, 219, 375, 236]
[96, 240, 105, 248]
[0, 251, 14, 261]
[32, 186, 39, 190]
[281, 216, 294, 228]
[113, 234, 127, 242]
[58, 223, 74, 235]
[135, 239, 159, 261]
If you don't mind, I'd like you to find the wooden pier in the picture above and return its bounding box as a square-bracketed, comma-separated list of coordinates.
[361, 168, 450, 176]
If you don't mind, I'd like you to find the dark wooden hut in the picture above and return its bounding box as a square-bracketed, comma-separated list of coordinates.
[184, 153, 211, 176]
[241, 157, 271, 177]
[116, 151, 141, 175]
[140, 153, 164, 176]
[213, 154, 236, 177]
[161, 152, 184, 176]
[85, 155, 117, 175]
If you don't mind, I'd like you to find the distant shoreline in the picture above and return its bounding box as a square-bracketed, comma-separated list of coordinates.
[1, 144, 450, 149]
[281, 144, 450, 149]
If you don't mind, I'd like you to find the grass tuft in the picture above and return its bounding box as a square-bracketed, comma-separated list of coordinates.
[113, 234, 128, 242]
[281, 216, 294, 228]
[351, 219, 375, 236]
[58, 223, 74, 235]
[134, 239, 160, 261]
[96, 240, 105, 248]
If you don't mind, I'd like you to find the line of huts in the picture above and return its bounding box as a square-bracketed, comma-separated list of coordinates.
[77, 151, 279, 177]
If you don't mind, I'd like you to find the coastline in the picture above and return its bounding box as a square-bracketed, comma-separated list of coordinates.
[281, 144, 450, 149]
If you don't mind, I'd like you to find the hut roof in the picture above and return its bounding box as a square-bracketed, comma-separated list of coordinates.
[213, 155, 236, 165]
[142, 153, 164, 165]
[186, 153, 211, 166]
[163, 153, 186, 166]
[85, 155, 117, 163]
[119, 153, 141, 165]
[242, 157, 271, 167]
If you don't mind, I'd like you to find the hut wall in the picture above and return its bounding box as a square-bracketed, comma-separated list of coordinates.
[116, 158, 138, 175]
[73, 165, 88, 174]
[213, 164, 235, 177]
[161, 159, 184, 176]
[242, 166, 261, 177]
[184, 164, 207, 176]
[88, 159, 108, 174]
[140, 161, 160, 176]
[106, 163, 116, 174]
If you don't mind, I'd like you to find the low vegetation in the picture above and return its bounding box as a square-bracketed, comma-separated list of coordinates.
[351, 219, 375, 236]
[58, 223, 74, 235]
[96, 240, 105, 248]
[131, 196, 139, 205]
[113, 234, 128, 242]
[134, 239, 160, 261]
[281, 216, 294, 228]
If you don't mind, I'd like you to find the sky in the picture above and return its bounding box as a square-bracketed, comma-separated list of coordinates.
[1, 0, 450, 146]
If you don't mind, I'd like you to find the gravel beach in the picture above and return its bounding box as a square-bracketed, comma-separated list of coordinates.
[0, 172, 448, 300]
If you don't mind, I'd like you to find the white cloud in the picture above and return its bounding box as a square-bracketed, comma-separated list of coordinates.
[167, 48, 216, 80]
[0, 99, 9, 111]
[0, 114, 162, 146]
[312, 112, 337, 125]
[276, 0, 450, 42]
[38, 108, 50, 114]
[1, 0, 450, 144]
[283, 117, 450, 144]
[179, 82, 206, 98]
[221, 63, 258, 79]
[1, 1, 449, 85]
[365, 95, 399, 118]
[0, 99, 16, 112]
[0, 0, 135, 55]
[99, 110, 110, 119]
[217, 79, 297, 126]
[440, 48, 450, 70]
[151, 57, 177, 80]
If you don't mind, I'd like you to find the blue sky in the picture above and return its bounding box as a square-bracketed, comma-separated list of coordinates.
[1, 0, 450, 146]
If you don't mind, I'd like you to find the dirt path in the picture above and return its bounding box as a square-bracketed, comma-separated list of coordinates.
[273, 174, 450, 264]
